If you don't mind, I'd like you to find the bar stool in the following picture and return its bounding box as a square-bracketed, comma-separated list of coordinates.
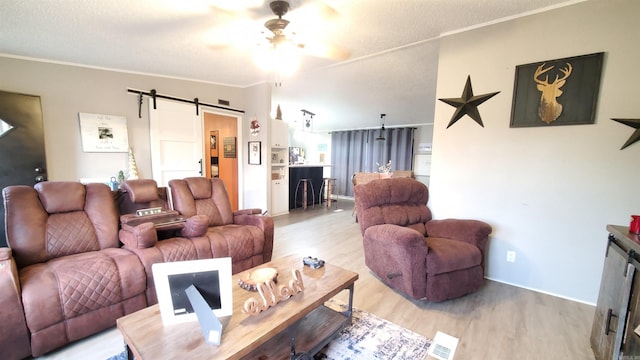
[319, 178, 338, 209]
[294, 178, 315, 210]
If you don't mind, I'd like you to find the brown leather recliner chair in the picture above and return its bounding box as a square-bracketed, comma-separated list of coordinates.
[116, 179, 211, 305]
[0, 182, 147, 358]
[169, 177, 274, 274]
[354, 177, 492, 302]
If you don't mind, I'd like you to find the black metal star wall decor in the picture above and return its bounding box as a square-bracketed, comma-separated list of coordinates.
[438, 75, 500, 129]
[611, 118, 640, 150]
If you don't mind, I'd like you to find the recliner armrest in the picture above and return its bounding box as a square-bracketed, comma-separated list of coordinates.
[233, 212, 273, 230]
[233, 213, 274, 263]
[363, 224, 429, 299]
[179, 215, 209, 238]
[426, 219, 492, 248]
[119, 222, 158, 249]
[0, 247, 32, 360]
[364, 224, 428, 249]
[233, 208, 262, 216]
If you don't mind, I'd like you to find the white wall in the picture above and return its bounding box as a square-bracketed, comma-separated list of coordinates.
[242, 83, 271, 210]
[430, 0, 640, 304]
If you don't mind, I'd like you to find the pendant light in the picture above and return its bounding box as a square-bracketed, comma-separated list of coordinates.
[376, 114, 386, 141]
[301, 109, 314, 132]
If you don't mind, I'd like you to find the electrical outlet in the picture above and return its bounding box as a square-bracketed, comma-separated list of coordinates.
[506, 251, 516, 263]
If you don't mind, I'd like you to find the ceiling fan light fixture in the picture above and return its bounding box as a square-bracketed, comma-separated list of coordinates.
[254, 44, 300, 73]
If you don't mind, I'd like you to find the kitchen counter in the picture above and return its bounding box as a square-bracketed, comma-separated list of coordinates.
[289, 166, 328, 209]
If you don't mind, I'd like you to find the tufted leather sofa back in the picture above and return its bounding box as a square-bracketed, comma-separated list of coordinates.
[3, 181, 119, 268]
[169, 177, 234, 226]
[354, 177, 432, 236]
[117, 179, 169, 212]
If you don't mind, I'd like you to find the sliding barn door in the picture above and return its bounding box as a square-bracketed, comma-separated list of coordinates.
[149, 99, 203, 186]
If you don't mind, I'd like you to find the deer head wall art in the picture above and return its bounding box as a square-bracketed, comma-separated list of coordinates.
[510, 52, 604, 128]
[534, 62, 573, 124]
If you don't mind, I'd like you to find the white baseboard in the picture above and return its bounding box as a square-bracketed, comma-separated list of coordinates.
[485, 276, 596, 306]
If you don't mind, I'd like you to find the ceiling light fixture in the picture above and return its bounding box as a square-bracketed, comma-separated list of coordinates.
[254, 41, 301, 86]
[301, 109, 314, 131]
[376, 114, 386, 141]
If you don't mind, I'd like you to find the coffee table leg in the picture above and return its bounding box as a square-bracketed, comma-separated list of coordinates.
[289, 285, 356, 359]
[345, 283, 355, 323]
[125, 343, 134, 360]
[289, 323, 302, 359]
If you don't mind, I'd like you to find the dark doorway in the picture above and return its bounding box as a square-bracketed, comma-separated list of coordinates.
[0, 90, 47, 247]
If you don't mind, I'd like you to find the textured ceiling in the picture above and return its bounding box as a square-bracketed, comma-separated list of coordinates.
[0, 0, 584, 130]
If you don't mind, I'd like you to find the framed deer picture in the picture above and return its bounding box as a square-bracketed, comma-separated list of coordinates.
[510, 52, 604, 128]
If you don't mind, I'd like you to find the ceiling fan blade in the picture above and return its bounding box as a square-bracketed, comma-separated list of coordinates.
[303, 42, 351, 61]
[315, 2, 340, 21]
[204, 16, 266, 48]
[209, 0, 267, 14]
[208, 43, 234, 52]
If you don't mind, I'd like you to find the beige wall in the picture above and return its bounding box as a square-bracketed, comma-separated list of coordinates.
[431, 0, 640, 304]
[0, 57, 245, 182]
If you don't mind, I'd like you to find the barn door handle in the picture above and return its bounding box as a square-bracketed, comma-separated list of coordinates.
[198, 159, 202, 175]
[606, 308, 617, 335]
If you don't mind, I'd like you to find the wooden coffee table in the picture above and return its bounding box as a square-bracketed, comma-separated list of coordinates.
[117, 255, 358, 359]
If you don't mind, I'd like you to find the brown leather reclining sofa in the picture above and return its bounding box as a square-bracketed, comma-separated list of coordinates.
[0, 178, 273, 359]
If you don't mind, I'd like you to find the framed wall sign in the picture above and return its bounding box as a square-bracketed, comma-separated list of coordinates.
[510, 52, 604, 128]
[248, 141, 261, 165]
[223, 137, 236, 158]
[78, 112, 129, 152]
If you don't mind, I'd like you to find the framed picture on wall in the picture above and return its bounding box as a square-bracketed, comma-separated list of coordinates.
[510, 52, 604, 128]
[248, 141, 261, 165]
[78, 113, 129, 152]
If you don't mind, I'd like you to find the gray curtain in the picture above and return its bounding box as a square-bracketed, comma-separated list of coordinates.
[331, 127, 414, 197]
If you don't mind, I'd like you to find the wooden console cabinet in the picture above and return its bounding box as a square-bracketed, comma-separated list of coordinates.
[591, 225, 640, 360]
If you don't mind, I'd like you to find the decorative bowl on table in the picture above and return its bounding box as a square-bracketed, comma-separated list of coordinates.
[238, 267, 278, 292]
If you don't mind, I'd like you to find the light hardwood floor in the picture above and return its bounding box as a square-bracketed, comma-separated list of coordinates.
[38, 199, 596, 359]
[272, 200, 596, 360]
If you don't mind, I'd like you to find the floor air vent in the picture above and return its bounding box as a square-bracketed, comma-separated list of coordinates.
[428, 331, 459, 360]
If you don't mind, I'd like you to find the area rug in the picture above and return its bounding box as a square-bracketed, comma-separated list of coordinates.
[107, 302, 431, 360]
[314, 300, 431, 360]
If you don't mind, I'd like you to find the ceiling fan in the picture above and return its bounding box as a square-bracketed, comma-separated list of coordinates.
[260, 0, 351, 61]
[210, 0, 350, 62]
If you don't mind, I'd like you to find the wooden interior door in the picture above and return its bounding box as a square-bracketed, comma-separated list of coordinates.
[0, 90, 47, 247]
[203, 112, 238, 210]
